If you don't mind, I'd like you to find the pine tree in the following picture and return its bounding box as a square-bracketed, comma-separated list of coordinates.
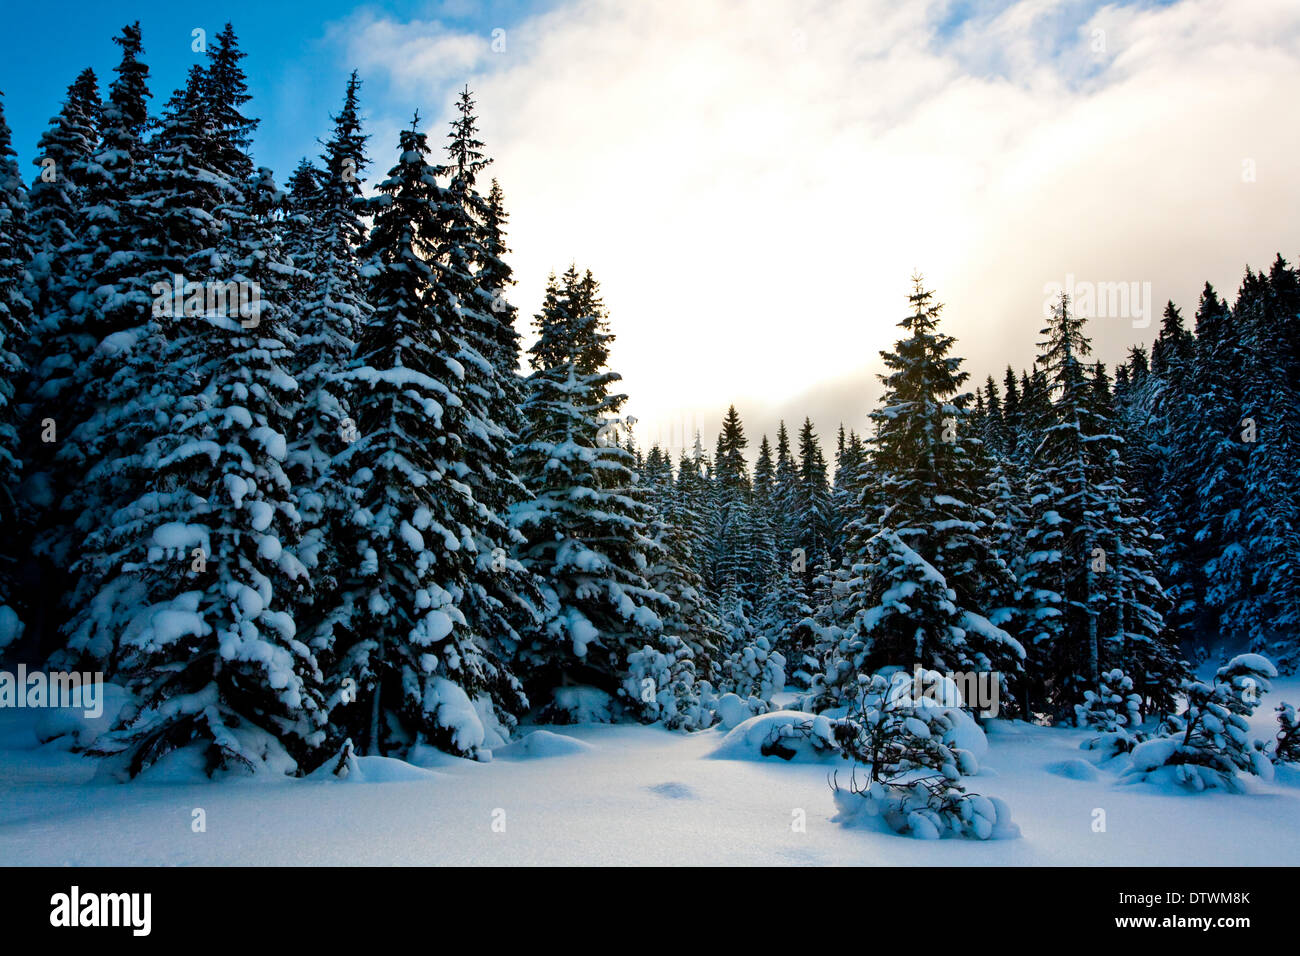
[1231, 262, 1300, 669]
[820, 277, 1021, 707]
[708, 404, 752, 600]
[1075, 668, 1142, 758]
[327, 118, 527, 759]
[791, 416, 832, 590]
[90, 159, 325, 777]
[511, 266, 682, 722]
[1127, 654, 1275, 791]
[477, 178, 524, 425]
[433, 89, 540, 694]
[24, 24, 152, 641]
[203, 24, 259, 183]
[283, 74, 370, 633]
[26, 68, 100, 316]
[60, 62, 232, 668]
[0, 91, 33, 650]
[1090, 362, 1182, 717]
[1021, 293, 1179, 718]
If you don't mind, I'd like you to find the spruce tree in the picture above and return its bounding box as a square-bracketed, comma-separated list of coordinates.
[820, 276, 1021, 707]
[25, 24, 152, 639]
[0, 91, 32, 650]
[283, 75, 370, 630]
[1232, 263, 1300, 669]
[327, 118, 527, 759]
[511, 266, 682, 722]
[26, 68, 100, 316]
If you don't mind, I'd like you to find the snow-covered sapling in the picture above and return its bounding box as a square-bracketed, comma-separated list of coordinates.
[1273, 703, 1300, 764]
[1076, 668, 1143, 758]
[830, 672, 1017, 839]
[1126, 654, 1277, 792]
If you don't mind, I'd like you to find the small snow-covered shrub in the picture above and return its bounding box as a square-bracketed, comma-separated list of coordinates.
[623, 640, 715, 731]
[1273, 703, 1300, 764]
[1075, 669, 1142, 758]
[1123, 654, 1277, 792]
[713, 710, 852, 762]
[494, 729, 594, 759]
[830, 672, 1017, 840]
[33, 682, 131, 751]
[539, 685, 615, 724]
[308, 738, 438, 782]
[716, 601, 786, 716]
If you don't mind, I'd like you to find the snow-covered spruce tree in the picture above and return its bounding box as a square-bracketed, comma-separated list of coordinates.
[25, 68, 100, 317]
[708, 405, 753, 599]
[1019, 293, 1178, 719]
[831, 672, 1017, 840]
[1180, 283, 1247, 655]
[511, 266, 685, 724]
[790, 417, 833, 593]
[830, 424, 867, 564]
[279, 156, 320, 314]
[81, 59, 328, 777]
[282, 74, 370, 635]
[620, 445, 714, 728]
[17, 69, 101, 611]
[1134, 302, 1202, 648]
[0, 91, 32, 652]
[59, 62, 230, 670]
[771, 420, 798, 552]
[202, 23, 258, 184]
[22, 28, 153, 664]
[715, 578, 785, 715]
[819, 277, 1022, 710]
[746, 432, 779, 595]
[22, 23, 146, 435]
[1126, 654, 1276, 792]
[476, 176, 524, 424]
[1088, 362, 1182, 718]
[325, 118, 527, 760]
[1075, 668, 1142, 758]
[642, 445, 724, 707]
[752, 431, 812, 682]
[758, 560, 815, 688]
[432, 89, 541, 680]
[1228, 262, 1300, 670]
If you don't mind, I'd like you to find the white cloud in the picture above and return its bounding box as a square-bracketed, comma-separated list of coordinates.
[335, 0, 1300, 461]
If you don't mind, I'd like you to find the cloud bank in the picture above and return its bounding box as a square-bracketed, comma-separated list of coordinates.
[331, 0, 1300, 461]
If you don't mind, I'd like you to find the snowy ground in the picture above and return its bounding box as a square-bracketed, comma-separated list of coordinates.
[2, 678, 1299, 866]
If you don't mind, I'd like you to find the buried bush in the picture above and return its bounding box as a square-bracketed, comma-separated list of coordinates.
[829, 672, 1017, 840]
[1124, 654, 1276, 792]
[1076, 669, 1144, 759]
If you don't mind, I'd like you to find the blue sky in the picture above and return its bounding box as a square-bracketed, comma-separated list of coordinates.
[1, 0, 551, 183]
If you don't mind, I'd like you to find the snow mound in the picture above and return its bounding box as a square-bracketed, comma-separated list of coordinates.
[495, 730, 594, 759]
[713, 710, 846, 763]
[308, 754, 438, 784]
[1045, 758, 1101, 781]
[33, 683, 131, 751]
[715, 693, 752, 730]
